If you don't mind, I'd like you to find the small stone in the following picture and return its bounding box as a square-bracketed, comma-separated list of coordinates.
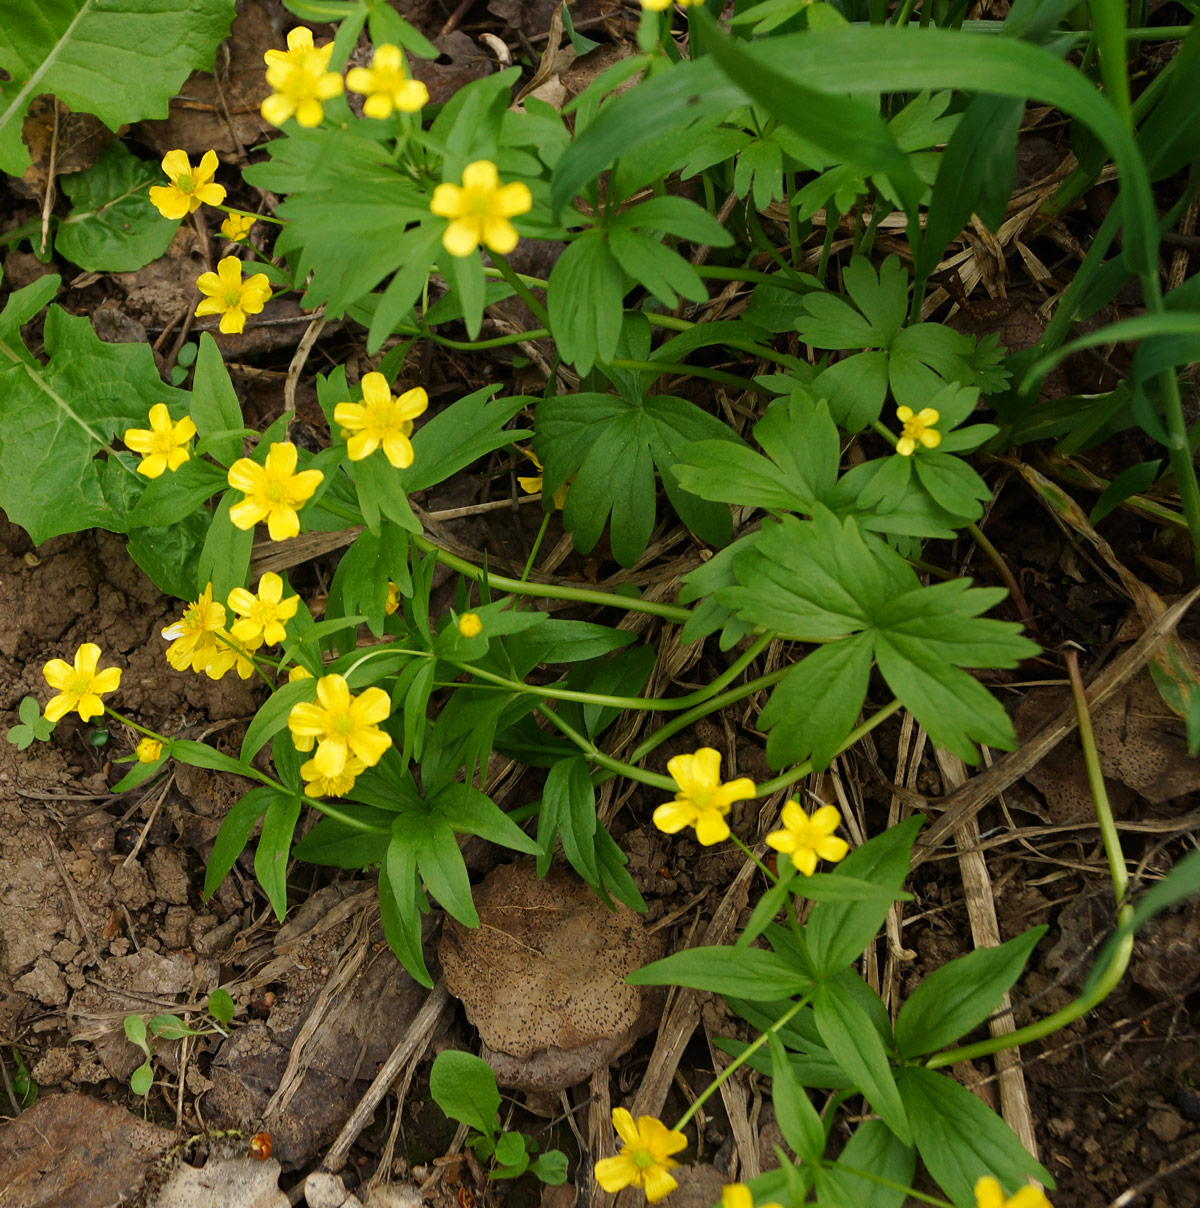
[32, 1046, 75, 1085]
[306, 1171, 352, 1208]
[1147, 1108, 1185, 1144]
[15, 957, 68, 1005]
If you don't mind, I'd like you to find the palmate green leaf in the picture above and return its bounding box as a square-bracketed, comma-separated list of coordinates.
[722, 509, 1035, 764]
[896, 1066, 1052, 1205]
[244, 126, 429, 316]
[673, 393, 840, 516]
[817, 1120, 915, 1208]
[254, 792, 302, 923]
[0, 0, 235, 176]
[0, 305, 187, 544]
[380, 842, 433, 986]
[895, 925, 1047, 1058]
[55, 142, 177, 272]
[536, 392, 740, 566]
[768, 1030, 826, 1165]
[203, 785, 278, 900]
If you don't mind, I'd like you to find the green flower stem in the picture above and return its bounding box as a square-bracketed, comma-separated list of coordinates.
[729, 832, 777, 884]
[521, 512, 552, 584]
[214, 204, 285, 226]
[105, 707, 388, 835]
[828, 1166, 954, 1208]
[753, 698, 904, 798]
[103, 707, 169, 744]
[449, 634, 778, 714]
[927, 655, 1133, 1070]
[608, 358, 771, 394]
[672, 998, 807, 1133]
[534, 703, 676, 789]
[411, 533, 693, 621]
[489, 251, 551, 329]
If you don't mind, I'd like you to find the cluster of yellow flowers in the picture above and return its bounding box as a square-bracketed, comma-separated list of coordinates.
[593, 1106, 1049, 1208]
[652, 747, 849, 876]
[286, 673, 392, 798]
[161, 573, 298, 682]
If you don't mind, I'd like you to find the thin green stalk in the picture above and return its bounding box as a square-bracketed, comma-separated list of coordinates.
[411, 534, 692, 622]
[829, 1166, 954, 1208]
[609, 358, 770, 394]
[927, 655, 1132, 1069]
[490, 251, 551, 329]
[521, 512, 552, 583]
[535, 703, 676, 789]
[729, 832, 777, 885]
[673, 999, 807, 1132]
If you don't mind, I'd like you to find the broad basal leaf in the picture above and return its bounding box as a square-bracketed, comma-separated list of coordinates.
[536, 391, 741, 566]
[55, 142, 178, 272]
[0, 305, 186, 544]
[0, 0, 236, 176]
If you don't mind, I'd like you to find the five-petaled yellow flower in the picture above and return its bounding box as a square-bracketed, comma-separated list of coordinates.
[975, 1177, 1052, 1208]
[287, 673, 393, 778]
[334, 373, 428, 469]
[457, 612, 483, 638]
[346, 43, 428, 119]
[721, 1185, 781, 1208]
[517, 450, 569, 510]
[149, 149, 226, 220]
[430, 160, 532, 258]
[195, 256, 272, 335]
[123, 403, 197, 478]
[136, 737, 164, 764]
[161, 583, 237, 679]
[228, 572, 299, 646]
[594, 1109, 687, 1202]
[220, 213, 255, 242]
[895, 405, 941, 456]
[653, 747, 755, 846]
[765, 801, 850, 877]
[301, 753, 366, 799]
[227, 442, 324, 542]
[262, 26, 343, 128]
[42, 644, 121, 722]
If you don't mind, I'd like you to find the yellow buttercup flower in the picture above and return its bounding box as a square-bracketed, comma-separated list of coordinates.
[220, 213, 255, 242]
[262, 26, 343, 128]
[161, 583, 237, 679]
[287, 673, 393, 777]
[385, 581, 402, 615]
[288, 664, 314, 682]
[430, 160, 532, 258]
[227, 572, 299, 646]
[346, 43, 428, 119]
[517, 450, 568, 510]
[765, 801, 850, 877]
[136, 737, 164, 764]
[42, 644, 121, 722]
[195, 256, 272, 335]
[227, 442, 324, 542]
[721, 1185, 781, 1208]
[333, 373, 428, 469]
[895, 405, 942, 456]
[594, 1109, 687, 1202]
[457, 612, 483, 638]
[975, 1177, 1052, 1208]
[123, 403, 197, 478]
[301, 753, 366, 799]
[653, 748, 755, 846]
[148, 149, 226, 219]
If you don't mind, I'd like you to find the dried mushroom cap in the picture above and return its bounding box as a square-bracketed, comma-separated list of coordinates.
[439, 862, 664, 1090]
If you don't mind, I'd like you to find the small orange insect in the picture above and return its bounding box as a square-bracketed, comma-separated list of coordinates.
[249, 1132, 273, 1160]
